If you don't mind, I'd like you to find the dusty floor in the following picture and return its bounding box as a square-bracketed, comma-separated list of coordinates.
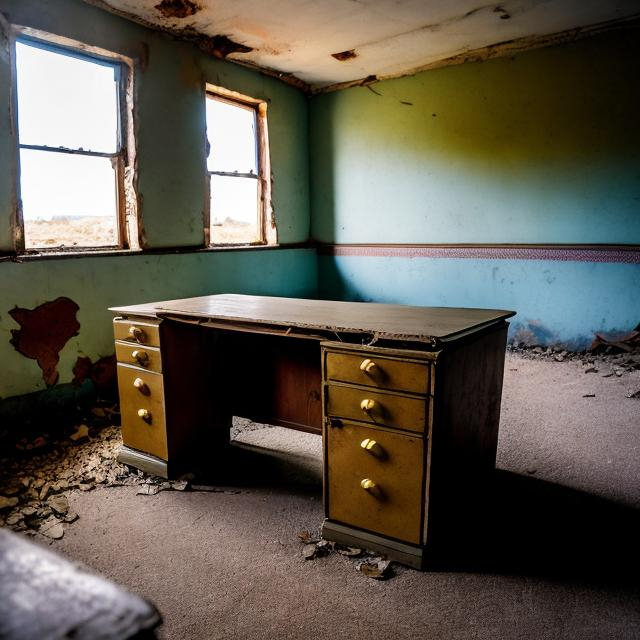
[2, 352, 640, 639]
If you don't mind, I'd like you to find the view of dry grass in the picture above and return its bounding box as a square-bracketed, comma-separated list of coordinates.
[210, 218, 259, 245]
[24, 216, 118, 250]
[22, 216, 260, 250]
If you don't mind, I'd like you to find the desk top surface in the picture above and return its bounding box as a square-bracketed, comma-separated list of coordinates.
[111, 294, 514, 345]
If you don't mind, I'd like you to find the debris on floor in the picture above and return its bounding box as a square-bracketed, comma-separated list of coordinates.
[589, 324, 640, 354]
[297, 529, 392, 579]
[506, 344, 640, 379]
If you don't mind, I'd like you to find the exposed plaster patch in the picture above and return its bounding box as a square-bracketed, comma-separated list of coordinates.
[196, 34, 254, 59]
[154, 0, 200, 19]
[73, 355, 118, 398]
[332, 49, 357, 62]
[9, 298, 80, 386]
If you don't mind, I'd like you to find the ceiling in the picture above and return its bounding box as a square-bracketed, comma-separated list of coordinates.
[88, 0, 640, 91]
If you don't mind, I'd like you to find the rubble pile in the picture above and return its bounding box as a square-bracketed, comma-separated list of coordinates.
[507, 344, 640, 378]
[0, 416, 188, 540]
[297, 529, 393, 580]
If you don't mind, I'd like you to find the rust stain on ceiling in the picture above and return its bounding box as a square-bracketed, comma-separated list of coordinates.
[9, 297, 81, 386]
[154, 0, 200, 19]
[332, 49, 357, 62]
[84, 0, 640, 91]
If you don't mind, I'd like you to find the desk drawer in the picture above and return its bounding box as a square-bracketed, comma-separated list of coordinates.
[115, 341, 162, 373]
[113, 319, 160, 348]
[117, 364, 167, 461]
[326, 384, 426, 434]
[326, 421, 424, 544]
[325, 351, 429, 395]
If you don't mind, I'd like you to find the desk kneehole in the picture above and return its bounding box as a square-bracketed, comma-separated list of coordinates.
[116, 364, 168, 461]
[326, 420, 426, 545]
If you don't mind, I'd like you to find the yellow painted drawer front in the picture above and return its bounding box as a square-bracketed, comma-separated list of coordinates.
[327, 384, 426, 433]
[326, 351, 429, 395]
[117, 364, 168, 460]
[326, 421, 424, 544]
[115, 341, 162, 373]
[113, 319, 161, 348]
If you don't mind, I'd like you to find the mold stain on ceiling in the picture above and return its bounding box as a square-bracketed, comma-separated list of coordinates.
[85, 0, 640, 91]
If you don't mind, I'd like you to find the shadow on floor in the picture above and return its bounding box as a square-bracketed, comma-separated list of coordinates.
[192, 442, 638, 586]
[435, 469, 640, 586]
[193, 440, 323, 496]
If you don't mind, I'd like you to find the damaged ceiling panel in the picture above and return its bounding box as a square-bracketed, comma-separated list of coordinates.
[87, 0, 640, 89]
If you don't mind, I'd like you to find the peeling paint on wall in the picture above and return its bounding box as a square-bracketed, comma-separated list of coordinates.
[72, 354, 117, 399]
[9, 298, 80, 386]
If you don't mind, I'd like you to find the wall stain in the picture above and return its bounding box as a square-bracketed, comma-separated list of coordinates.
[155, 0, 200, 19]
[73, 355, 118, 399]
[9, 297, 80, 387]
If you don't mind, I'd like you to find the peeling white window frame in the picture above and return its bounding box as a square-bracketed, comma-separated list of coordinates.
[8, 25, 139, 254]
[205, 84, 277, 247]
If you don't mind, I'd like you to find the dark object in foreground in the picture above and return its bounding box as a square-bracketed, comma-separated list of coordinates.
[0, 529, 161, 639]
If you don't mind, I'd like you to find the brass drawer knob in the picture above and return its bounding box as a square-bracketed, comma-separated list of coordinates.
[360, 478, 376, 491]
[137, 408, 152, 424]
[129, 326, 146, 342]
[360, 438, 377, 451]
[133, 377, 150, 395]
[132, 349, 149, 366]
[360, 358, 377, 374]
[360, 398, 376, 413]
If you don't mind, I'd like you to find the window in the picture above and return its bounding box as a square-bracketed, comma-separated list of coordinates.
[13, 35, 136, 252]
[205, 86, 275, 246]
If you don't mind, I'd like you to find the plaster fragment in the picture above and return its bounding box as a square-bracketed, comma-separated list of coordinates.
[9, 297, 80, 386]
[197, 34, 253, 59]
[331, 49, 357, 62]
[154, 0, 200, 19]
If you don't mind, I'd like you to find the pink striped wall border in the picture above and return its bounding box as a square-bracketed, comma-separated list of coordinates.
[318, 245, 640, 264]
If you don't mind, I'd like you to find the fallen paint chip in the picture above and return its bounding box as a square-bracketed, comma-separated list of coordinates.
[357, 557, 392, 579]
[48, 494, 69, 516]
[39, 517, 64, 540]
[137, 484, 160, 496]
[582, 393, 596, 398]
[0, 496, 19, 511]
[302, 543, 317, 560]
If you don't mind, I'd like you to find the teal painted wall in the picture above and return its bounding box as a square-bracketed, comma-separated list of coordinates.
[319, 255, 639, 349]
[0, 0, 316, 399]
[310, 28, 640, 345]
[310, 29, 640, 244]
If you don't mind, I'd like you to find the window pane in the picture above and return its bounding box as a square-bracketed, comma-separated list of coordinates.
[16, 41, 119, 153]
[210, 175, 259, 244]
[20, 149, 118, 249]
[206, 97, 257, 174]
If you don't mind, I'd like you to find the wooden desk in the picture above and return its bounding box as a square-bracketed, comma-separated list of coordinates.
[110, 294, 514, 568]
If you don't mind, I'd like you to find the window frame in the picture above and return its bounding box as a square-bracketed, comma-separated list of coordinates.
[205, 84, 276, 247]
[9, 27, 138, 255]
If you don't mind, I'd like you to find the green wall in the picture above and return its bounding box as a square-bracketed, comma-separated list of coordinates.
[0, 0, 316, 399]
[310, 29, 640, 244]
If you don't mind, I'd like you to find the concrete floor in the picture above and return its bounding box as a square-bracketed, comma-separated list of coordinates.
[51, 353, 639, 639]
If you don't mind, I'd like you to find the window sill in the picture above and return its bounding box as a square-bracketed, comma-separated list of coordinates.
[0, 242, 313, 263]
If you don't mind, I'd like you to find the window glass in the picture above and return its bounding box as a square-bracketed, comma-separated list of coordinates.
[15, 39, 124, 251]
[210, 175, 259, 244]
[206, 97, 257, 174]
[20, 149, 118, 248]
[16, 41, 119, 153]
